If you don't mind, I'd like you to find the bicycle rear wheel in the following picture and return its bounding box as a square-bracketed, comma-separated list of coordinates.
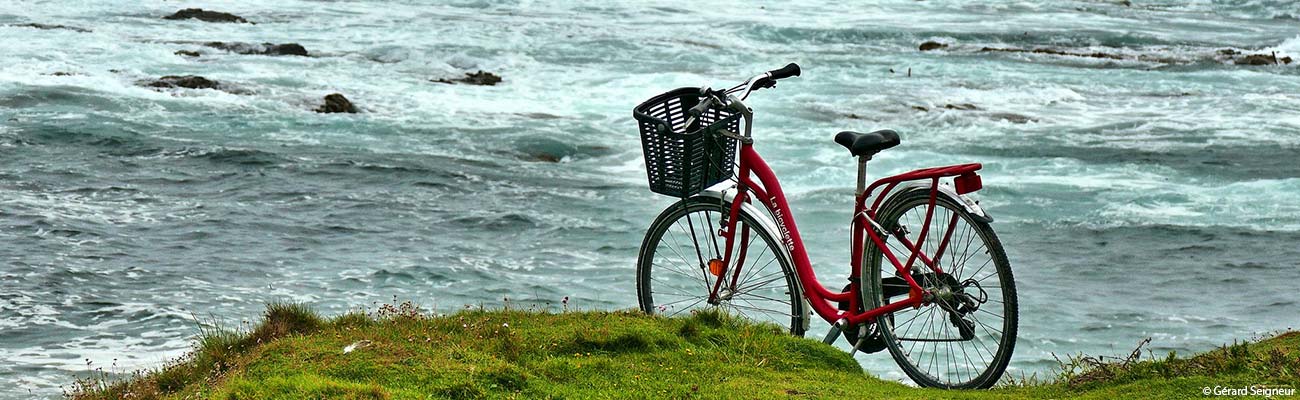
[637, 195, 806, 335]
[863, 189, 1017, 388]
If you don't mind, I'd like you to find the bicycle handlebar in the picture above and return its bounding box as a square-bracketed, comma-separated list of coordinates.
[685, 63, 801, 128]
[727, 62, 801, 101]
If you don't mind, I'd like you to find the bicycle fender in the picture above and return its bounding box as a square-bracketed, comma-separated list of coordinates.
[693, 189, 812, 333]
[888, 182, 993, 223]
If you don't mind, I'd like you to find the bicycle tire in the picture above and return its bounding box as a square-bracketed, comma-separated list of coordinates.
[637, 195, 807, 336]
[863, 189, 1018, 389]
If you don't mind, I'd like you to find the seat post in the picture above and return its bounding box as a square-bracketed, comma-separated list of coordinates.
[855, 155, 870, 197]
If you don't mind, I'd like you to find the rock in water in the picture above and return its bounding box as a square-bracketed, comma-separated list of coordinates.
[461, 71, 502, 85]
[163, 8, 250, 23]
[204, 42, 309, 56]
[264, 43, 308, 56]
[175, 50, 202, 57]
[316, 93, 357, 113]
[919, 41, 948, 51]
[13, 23, 92, 32]
[145, 75, 220, 90]
[1235, 53, 1279, 65]
[980, 46, 1124, 60]
[433, 71, 503, 86]
[990, 113, 1036, 124]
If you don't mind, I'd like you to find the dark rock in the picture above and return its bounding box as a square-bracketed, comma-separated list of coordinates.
[512, 138, 613, 163]
[163, 8, 250, 23]
[919, 41, 948, 51]
[944, 103, 978, 110]
[980, 46, 1124, 60]
[1218, 49, 1239, 56]
[1120, 0, 1132, 6]
[460, 71, 502, 86]
[13, 23, 91, 32]
[263, 43, 308, 56]
[204, 42, 308, 56]
[911, 106, 929, 112]
[315, 93, 357, 114]
[1283, 56, 1293, 64]
[45, 72, 78, 76]
[1235, 53, 1279, 65]
[175, 50, 202, 57]
[144, 75, 221, 90]
[528, 153, 562, 163]
[990, 113, 1036, 124]
[434, 70, 503, 86]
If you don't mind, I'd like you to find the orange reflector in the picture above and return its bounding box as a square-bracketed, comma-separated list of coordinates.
[708, 259, 725, 277]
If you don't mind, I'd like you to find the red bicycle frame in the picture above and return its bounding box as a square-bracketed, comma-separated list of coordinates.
[709, 142, 984, 327]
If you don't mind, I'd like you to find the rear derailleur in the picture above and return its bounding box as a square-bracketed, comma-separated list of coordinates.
[928, 276, 988, 341]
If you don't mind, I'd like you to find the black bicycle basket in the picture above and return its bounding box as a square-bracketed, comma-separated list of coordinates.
[634, 87, 741, 198]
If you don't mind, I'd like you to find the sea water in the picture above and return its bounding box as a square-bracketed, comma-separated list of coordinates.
[2, 1, 1299, 397]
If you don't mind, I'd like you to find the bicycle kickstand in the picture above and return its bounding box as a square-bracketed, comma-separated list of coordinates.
[822, 319, 847, 345]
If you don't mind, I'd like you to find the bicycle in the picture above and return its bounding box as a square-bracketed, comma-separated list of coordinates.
[633, 63, 1017, 389]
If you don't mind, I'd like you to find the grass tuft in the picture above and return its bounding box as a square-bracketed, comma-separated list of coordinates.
[1055, 334, 1300, 390]
[252, 301, 324, 343]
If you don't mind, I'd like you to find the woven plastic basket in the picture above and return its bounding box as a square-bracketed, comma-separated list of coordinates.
[633, 88, 741, 197]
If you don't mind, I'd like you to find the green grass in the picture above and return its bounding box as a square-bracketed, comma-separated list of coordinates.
[68, 303, 1300, 399]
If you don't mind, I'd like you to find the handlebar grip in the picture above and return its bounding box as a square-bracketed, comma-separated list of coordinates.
[767, 63, 801, 81]
[687, 97, 714, 117]
[751, 63, 801, 91]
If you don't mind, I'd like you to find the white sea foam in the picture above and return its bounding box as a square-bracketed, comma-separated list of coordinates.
[3, 1, 1300, 398]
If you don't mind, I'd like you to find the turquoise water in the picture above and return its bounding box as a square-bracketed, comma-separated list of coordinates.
[2, 1, 1300, 396]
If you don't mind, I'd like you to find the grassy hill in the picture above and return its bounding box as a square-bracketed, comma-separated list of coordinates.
[69, 303, 1299, 399]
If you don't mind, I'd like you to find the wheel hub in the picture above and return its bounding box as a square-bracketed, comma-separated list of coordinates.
[924, 272, 988, 341]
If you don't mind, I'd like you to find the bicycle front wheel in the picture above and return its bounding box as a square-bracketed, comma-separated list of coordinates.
[864, 189, 1018, 389]
[637, 195, 806, 335]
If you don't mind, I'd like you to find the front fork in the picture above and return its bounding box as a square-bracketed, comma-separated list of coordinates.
[707, 184, 751, 304]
